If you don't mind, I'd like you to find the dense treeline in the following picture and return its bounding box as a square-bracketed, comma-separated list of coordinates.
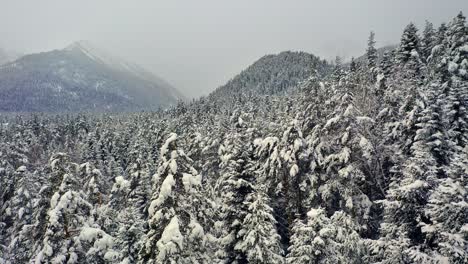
[1, 12, 467, 264]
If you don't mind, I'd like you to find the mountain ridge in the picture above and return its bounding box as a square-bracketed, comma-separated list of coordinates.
[210, 50, 331, 99]
[0, 41, 183, 112]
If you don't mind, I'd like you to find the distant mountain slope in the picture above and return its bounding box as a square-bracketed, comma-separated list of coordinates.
[210, 51, 331, 98]
[0, 41, 182, 112]
[353, 44, 397, 65]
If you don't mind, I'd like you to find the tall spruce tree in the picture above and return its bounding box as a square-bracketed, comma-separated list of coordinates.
[287, 208, 364, 264]
[216, 113, 258, 263]
[140, 133, 210, 264]
[367, 31, 378, 83]
[421, 21, 437, 62]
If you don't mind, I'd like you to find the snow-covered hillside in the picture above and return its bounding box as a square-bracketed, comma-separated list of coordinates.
[0, 41, 182, 112]
[211, 51, 331, 98]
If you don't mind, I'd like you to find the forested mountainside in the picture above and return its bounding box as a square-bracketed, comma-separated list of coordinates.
[0, 41, 182, 112]
[353, 43, 398, 65]
[0, 12, 467, 264]
[211, 51, 331, 98]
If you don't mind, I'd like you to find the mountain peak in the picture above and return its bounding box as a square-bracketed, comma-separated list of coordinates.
[64, 40, 114, 66]
[211, 51, 330, 98]
[0, 41, 182, 112]
[64, 40, 92, 50]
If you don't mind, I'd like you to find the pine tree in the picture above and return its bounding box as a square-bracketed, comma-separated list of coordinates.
[287, 208, 328, 264]
[34, 154, 94, 263]
[422, 177, 468, 263]
[80, 162, 104, 207]
[127, 158, 151, 218]
[435, 23, 448, 46]
[236, 187, 284, 264]
[328, 56, 347, 92]
[350, 57, 357, 73]
[316, 85, 373, 228]
[441, 12, 468, 150]
[393, 23, 425, 127]
[287, 208, 364, 264]
[375, 86, 447, 263]
[113, 205, 145, 264]
[254, 136, 282, 195]
[216, 114, 258, 264]
[27, 153, 69, 260]
[367, 31, 378, 82]
[396, 23, 421, 64]
[444, 12, 468, 81]
[421, 21, 436, 62]
[99, 175, 145, 264]
[253, 136, 293, 250]
[78, 225, 117, 264]
[6, 166, 37, 263]
[387, 22, 426, 167]
[280, 120, 308, 223]
[140, 133, 210, 264]
[376, 50, 394, 99]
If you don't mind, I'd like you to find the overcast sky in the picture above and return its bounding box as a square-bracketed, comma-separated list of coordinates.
[0, 0, 467, 97]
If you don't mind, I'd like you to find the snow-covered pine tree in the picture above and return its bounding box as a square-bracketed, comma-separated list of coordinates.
[396, 23, 422, 64]
[422, 177, 468, 263]
[391, 23, 425, 130]
[280, 119, 308, 223]
[316, 82, 373, 230]
[6, 166, 37, 263]
[287, 208, 364, 264]
[140, 133, 210, 264]
[254, 137, 282, 196]
[444, 12, 468, 81]
[373, 82, 448, 263]
[380, 50, 394, 77]
[384, 22, 426, 175]
[366, 31, 378, 83]
[97, 175, 145, 264]
[0, 164, 22, 244]
[27, 154, 70, 260]
[81, 132, 98, 162]
[216, 113, 259, 264]
[236, 186, 284, 264]
[421, 21, 437, 62]
[78, 225, 117, 264]
[350, 57, 357, 73]
[375, 49, 396, 106]
[34, 153, 94, 263]
[253, 136, 297, 252]
[84, 174, 133, 264]
[113, 205, 145, 264]
[80, 162, 105, 207]
[397, 22, 425, 101]
[330, 56, 346, 87]
[435, 23, 448, 46]
[440, 12, 468, 151]
[127, 158, 151, 218]
[287, 209, 324, 264]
